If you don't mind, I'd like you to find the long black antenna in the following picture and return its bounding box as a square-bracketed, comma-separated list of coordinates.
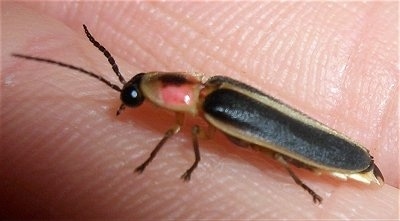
[12, 24, 126, 92]
[83, 24, 126, 84]
[12, 54, 122, 92]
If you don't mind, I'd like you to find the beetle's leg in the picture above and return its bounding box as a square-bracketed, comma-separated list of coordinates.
[180, 125, 201, 181]
[276, 154, 323, 204]
[135, 113, 185, 173]
[181, 124, 216, 181]
[116, 104, 126, 116]
[286, 166, 323, 204]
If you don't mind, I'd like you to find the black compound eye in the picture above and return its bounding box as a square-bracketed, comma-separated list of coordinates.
[120, 73, 145, 107]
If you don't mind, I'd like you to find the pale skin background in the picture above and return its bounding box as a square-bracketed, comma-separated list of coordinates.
[1, 2, 399, 219]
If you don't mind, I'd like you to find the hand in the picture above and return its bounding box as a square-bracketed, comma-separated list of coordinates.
[2, 2, 398, 219]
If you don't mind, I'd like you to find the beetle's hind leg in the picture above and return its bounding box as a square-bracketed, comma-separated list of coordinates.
[276, 154, 323, 204]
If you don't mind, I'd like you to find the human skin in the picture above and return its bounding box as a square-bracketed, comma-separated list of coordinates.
[1, 2, 398, 219]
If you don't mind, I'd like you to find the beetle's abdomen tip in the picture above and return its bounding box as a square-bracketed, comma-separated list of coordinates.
[373, 164, 385, 186]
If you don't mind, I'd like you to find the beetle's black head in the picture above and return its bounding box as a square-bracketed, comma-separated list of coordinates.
[120, 73, 146, 107]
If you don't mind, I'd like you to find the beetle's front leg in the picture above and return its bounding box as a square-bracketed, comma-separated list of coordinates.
[135, 113, 184, 173]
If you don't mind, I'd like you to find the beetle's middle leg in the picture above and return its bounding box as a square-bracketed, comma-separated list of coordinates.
[181, 124, 216, 181]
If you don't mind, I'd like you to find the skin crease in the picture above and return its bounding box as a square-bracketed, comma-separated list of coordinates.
[1, 2, 398, 219]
